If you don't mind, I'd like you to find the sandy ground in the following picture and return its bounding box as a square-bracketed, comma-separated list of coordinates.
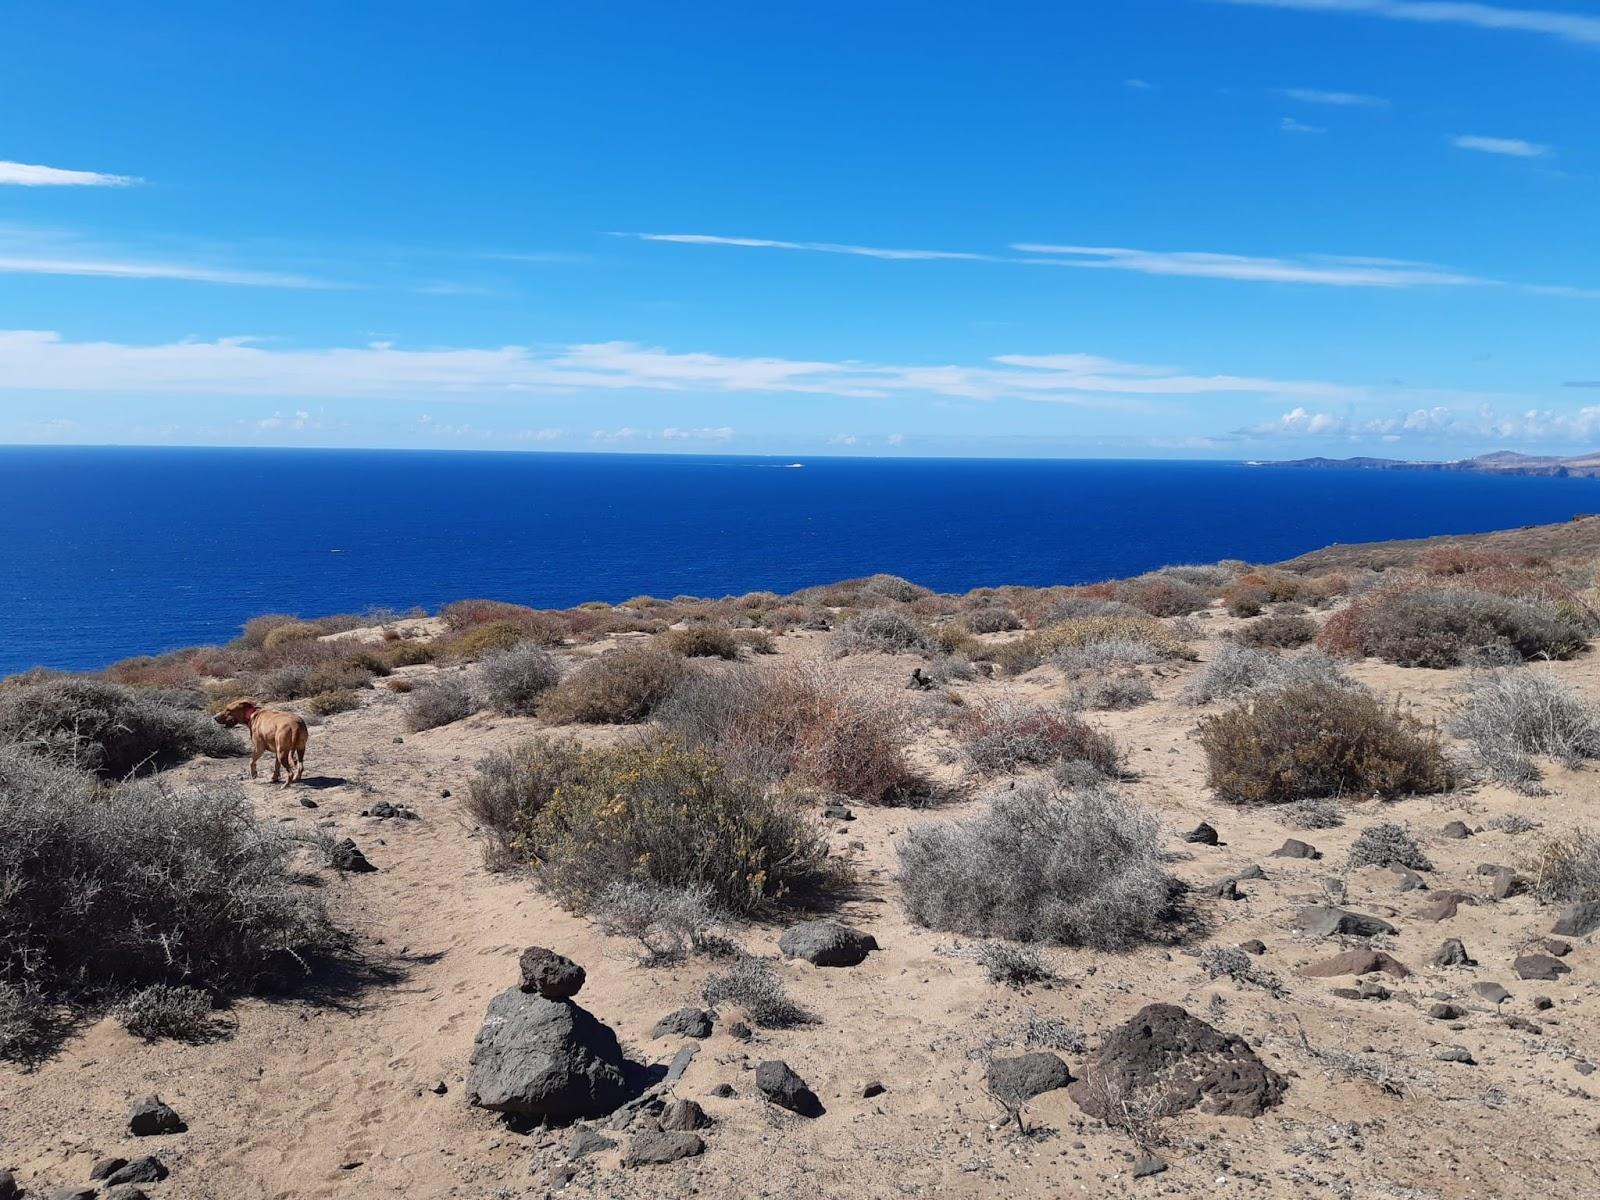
[3, 618, 1598, 1199]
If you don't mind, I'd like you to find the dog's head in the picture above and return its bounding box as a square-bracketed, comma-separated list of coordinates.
[213, 698, 260, 727]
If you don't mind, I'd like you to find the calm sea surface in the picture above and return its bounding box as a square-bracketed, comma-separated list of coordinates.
[4, 446, 1600, 676]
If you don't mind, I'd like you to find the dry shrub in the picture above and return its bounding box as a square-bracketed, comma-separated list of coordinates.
[992, 614, 1189, 676]
[931, 624, 983, 657]
[964, 606, 1024, 634]
[591, 880, 721, 966]
[1450, 670, 1600, 790]
[306, 688, 360, 716]
[959, 701, 1122, 777]
[465, 737, 588, 867]
[302, 660, 376, 694]
[831, 608, 932, 655]
[897, 779, 1173, 949]
[759, 604, 819, 633]
[1229, 612, 1316, 649]
[1199, 681, 1452, 805]
[102, 650, 203, 690]
[655, 663, 917, 803]
[382, 639, 436, 668]
[1116, 574, 1210, 617]
[1519, 827, 1600, 904]
[540, 643, 687, 724]
[440, 598, 541, 631]
[404, 678, 476, 731]
[733, 628, 778, 655]
[1225, 585, 1270, 618]
[701, 954, 811, 1028]
[1180, 644, 1349, 707]
[478, 645, 563, 716]
[494, 739, 843, 916]
[1347, 822, 1432, 871]
[0, 679, 239, 777]
[1073, 674, 1154, 711]
[440, 620, 536, 662]
[0, 750, 333, 1015]
[115, 984, 218, 1041]
[261, 621, 321, 652]
[385, 677, 416, 693]
[1318, 584, 1588, 668]
[664, 622, 742, 659]
[242, 614, 301, 647]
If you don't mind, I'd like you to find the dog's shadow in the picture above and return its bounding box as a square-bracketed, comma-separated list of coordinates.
[295, 775, 349, 790]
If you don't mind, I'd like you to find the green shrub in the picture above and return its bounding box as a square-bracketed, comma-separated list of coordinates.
[540, 643, 687, 724]
[1199, 681, 1452, 805]
[497, 739, 843, 915]
[897, 779, 1173, 949]
[0, 679, 239, 777]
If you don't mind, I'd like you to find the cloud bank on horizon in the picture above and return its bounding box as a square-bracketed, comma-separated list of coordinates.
[0, 1, 1594, 458]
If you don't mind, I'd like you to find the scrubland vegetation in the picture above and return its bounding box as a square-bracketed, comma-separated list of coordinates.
[11, 521, 1600, 1200]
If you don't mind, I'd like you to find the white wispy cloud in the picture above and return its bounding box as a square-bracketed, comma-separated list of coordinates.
[1214, 0, 1600, 47]
[0, 255, 329, 288]
[1280, 87, 1390, 107]
[1124, 78, 1157, 89]
[0, 160, 140, 187]
[0, 331, 1356, 408]
[1452, 134, 1549, 157]
[618, 232, 988, 262]
[662, 426, 736, 441]
[1012, 244, 1481, 287]
[623, 230, 1500, 289]
[1279, 116, 1327, 134]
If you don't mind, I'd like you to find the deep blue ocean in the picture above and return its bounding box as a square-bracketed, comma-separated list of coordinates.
[5, 445, 1600, 676]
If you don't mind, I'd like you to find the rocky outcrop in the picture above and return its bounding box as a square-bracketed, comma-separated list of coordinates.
[1068, 1004, 1285, 1120]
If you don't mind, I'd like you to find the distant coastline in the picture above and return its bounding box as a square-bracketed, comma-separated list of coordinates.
[1263, 449, 1600, 479]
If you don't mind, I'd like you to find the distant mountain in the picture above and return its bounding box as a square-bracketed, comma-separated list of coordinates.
[1262, 450, 1600, 479]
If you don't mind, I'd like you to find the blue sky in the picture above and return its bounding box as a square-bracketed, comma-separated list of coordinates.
[2, 0, 1598, 459]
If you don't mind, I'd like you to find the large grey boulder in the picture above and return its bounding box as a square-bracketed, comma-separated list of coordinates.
[778, 921, 878, 967]
[1294, 906, 1396, 939]
[1552, 900, 1600, 937]
[1068, 1004, 1285, 1120]
[466, 987, 632, 1119]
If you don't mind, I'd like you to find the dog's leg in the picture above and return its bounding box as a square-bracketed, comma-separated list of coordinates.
[250, 747, 261, 779]
[271, 749, 282, 784]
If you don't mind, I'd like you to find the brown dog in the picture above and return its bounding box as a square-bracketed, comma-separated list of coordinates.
[214, 698, 308, 786]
